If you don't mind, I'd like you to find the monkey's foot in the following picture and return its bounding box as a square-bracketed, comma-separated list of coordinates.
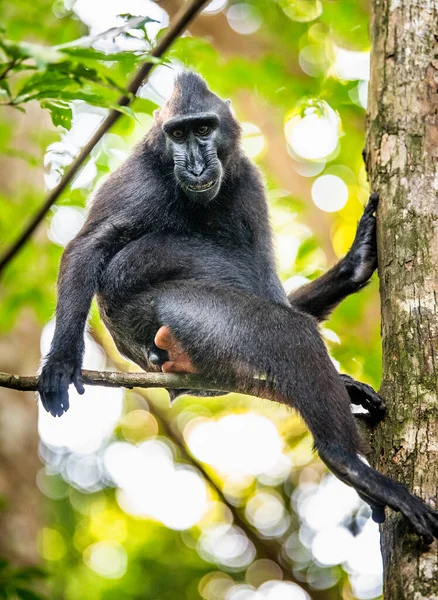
[155, 325, 199, 374]
[345, 193, 379, 287]
[340, 374, 386, 422]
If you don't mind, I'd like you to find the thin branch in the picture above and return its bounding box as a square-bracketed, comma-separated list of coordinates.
[0, 0, 210, 274]
[0, 369, 234, 393]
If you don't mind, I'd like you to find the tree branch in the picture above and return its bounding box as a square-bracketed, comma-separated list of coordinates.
[0, 0, 210, 274]
[0, 369, 235, 393]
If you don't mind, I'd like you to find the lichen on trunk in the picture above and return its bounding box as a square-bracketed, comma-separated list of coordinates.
[365, 0, 438, 598]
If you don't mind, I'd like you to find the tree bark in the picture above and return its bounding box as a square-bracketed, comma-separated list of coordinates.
[366, 1, 438, 598]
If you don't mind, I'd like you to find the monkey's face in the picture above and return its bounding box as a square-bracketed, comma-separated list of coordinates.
[162, 113, 224, 203]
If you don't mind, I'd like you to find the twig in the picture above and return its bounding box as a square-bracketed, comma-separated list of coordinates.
[0, 369, 234, 393]
[0, 0, 210, 274]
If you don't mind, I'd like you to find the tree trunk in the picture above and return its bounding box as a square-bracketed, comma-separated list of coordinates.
[366, 1, 438, 598]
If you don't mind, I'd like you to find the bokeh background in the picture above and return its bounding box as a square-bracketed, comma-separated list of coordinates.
[0, 1, 383, 599]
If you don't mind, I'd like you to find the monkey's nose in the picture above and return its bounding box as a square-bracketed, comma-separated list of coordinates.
[188, 164, 205, 177]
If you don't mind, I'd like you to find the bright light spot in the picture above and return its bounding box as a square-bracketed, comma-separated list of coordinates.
[299, 45, 327, 77]
[346, 518, 383, 575]
[139, 65, 177, 105]
[38, 528, 66, 561]
[311, 174, 348, 212]
[227, 4, 263, 35]
[71, 158, 98, 190]
[198, 524, 256, 569]
[242, 122, 265, 158]
[275, 234, 301, 272]
[245, 559, 283, 588]
[288, 155, 325, 178]
[281, 0, 323, 23]
[245, 491, 288, 536]
[203, 0, 228, 14]
[321, 328, 341, 344]
[44, 107, 105, 190]
[283, 276, 310, 295]
[49, 206, 85, 247]
[285, 103, 340, 161]
[83, 541, 127, 579]
[225, 584, 256, 600]
[259, 580, 310, 599]
[358, 80, 369, 108]
[105, 440, 209, 530]
[312, 526, 354, 565]
[346, 519, 383, 598]
[65, 454, 103, 492]
[199, 571, 234, 600]
[185, 413, 284, 477]
[294, 474, 361, 530]
[333, 48, 370, 81]
[226, 581, 310, 600]
[38, 386, 123, 455]
[120, 409, 159, 443]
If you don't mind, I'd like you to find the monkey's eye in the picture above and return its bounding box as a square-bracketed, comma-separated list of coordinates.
[196, 124, 211, 136]
[171, 129, 184, 140]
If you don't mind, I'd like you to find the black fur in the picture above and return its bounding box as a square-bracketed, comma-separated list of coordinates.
[39, 72, 438, 542]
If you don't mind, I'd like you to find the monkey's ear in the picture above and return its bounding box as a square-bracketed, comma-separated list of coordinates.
[225, 99, 232, 107]
[153, 109, 160, 120]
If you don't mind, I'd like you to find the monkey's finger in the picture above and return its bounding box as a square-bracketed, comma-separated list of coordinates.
[73, 370, 85, 395]
[57, 374, 71, 415]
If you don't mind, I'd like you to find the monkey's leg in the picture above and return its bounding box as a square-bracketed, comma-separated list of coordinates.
[153, 325, 386, 419]
[150, 281, 438, 542]
[289, 193, 378, 322]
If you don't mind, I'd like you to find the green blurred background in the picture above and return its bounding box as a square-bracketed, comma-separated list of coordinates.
[0, 1, 382, 599]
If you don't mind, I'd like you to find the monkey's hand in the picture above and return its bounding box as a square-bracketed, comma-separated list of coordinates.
[38, 356, 85, 417]
[343, 193, 379, 287]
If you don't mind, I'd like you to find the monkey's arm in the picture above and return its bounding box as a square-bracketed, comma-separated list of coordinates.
[38, 226, 113, 416]
[289, 193, 378, 322]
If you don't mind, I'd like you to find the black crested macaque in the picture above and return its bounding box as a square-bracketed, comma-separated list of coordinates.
[39, 72, 438, 543]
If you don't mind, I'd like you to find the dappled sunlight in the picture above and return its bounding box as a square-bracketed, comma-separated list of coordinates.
[184, 413, 290, 478]
[83, 540, 128, 579]
[241, 122, 265, 159]
[198, 523, 256, 569]
[225, 580, 311, 600]
[281, 0, 323, 23]
[311, 173, 349, 212]
[284, 102, 341, 161]
[49, 206, 85, 247]
[105, 440, 210, 530]
[226, 4, 263, 35]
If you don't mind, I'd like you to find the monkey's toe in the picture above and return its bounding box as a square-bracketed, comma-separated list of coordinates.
[341, 375, 386, 422]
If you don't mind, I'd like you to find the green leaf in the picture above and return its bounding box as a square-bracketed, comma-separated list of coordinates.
[0, 77, 11, 99]
[40, 101, 73, 129]
[110, 104, 138, 121]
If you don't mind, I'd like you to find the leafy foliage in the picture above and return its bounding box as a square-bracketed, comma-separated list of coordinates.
[0, 15, 160, 128]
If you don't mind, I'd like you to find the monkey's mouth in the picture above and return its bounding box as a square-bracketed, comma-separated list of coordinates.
[185, 180, 217, 192]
